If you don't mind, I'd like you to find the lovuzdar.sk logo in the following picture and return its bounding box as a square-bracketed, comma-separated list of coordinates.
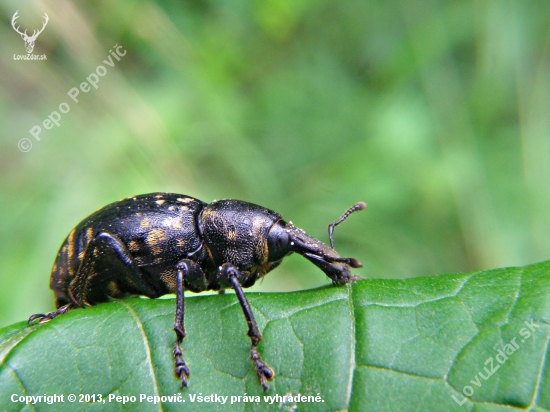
[12, 10, 49, 60]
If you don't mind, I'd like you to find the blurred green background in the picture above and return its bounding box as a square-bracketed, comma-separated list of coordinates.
[1, 0, 549, 329]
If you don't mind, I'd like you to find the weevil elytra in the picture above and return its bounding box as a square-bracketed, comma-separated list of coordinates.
[29, 193, 365, 391]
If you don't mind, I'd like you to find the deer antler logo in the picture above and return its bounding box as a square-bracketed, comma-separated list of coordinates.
[12, 11, 49, 54]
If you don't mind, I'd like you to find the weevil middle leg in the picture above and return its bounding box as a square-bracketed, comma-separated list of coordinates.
[173, 258, 208, 388]
[173, 261, 190, 387]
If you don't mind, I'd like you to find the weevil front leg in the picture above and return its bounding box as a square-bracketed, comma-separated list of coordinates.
[219, 263, 274, 391]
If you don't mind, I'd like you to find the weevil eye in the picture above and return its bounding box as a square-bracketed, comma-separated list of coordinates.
[267, 221, 291, 261]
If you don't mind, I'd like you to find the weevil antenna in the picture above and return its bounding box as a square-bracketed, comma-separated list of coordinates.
[328, 202, 366, 249]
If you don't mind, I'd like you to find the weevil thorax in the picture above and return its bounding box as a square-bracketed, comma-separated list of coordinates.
[283, 222, 362, 285]
[199, 199, 282, 277]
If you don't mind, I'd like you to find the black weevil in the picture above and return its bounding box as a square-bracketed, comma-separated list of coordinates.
[29, 193, 365, 391]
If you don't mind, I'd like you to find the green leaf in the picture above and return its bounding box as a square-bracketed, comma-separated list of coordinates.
[1, 261, 549, 411]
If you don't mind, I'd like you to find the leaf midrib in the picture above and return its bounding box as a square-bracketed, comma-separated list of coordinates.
[118, 300, 164, 412]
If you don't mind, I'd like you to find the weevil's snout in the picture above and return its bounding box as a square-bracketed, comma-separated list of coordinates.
[284, 223, 362, 285]
[303, 252, 362, 285]
[267, 201, 365, 285]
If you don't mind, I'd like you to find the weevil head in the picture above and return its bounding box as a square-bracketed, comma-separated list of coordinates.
[266, 220, 362, 285]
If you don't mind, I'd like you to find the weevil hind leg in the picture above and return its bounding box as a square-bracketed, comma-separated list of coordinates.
[219, 262, 274, 391]
[31, 232, 160, 324]
[28, 303, 73, 325]
[68, 232, 160, 306]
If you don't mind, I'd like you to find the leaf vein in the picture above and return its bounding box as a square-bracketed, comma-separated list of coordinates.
[118, 300, 164, 412]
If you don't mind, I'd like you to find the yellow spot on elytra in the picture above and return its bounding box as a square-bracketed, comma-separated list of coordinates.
[140, 218, 151, 228]
[160, 270, 177, 293]
[67, 228, 76, 262]
[252, 217, 268, 262]
[86, 227, 94, 243]
[177, 197, 193, 203]
[146, 228, 167, 254]
[107, 281, 121, 296]
[171, 219, 183, 230]
[156, 199, 166, 206]
[128, 240, 140, 251]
